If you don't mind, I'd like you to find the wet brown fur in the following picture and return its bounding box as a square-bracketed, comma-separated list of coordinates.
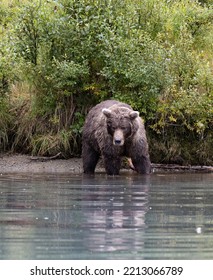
[82, 100, 151, 175]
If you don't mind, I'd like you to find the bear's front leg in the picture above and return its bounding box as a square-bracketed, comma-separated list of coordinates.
[82, 142, 100, 174]
[103, 155, 121, 175]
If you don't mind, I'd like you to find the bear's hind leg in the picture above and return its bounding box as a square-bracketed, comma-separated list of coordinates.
[129, 136, 151, 174]
[82, 143, 99, 174]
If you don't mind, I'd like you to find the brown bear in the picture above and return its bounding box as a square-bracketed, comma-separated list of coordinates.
[82, 100, 151, 175]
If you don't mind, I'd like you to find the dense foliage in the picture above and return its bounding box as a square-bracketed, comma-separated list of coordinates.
[0, 0, 212, 164]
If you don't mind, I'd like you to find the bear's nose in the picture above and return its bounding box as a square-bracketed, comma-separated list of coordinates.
[114, 139, 122, 145]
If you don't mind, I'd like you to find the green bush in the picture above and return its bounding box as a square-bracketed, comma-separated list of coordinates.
[0, 0, 212, 164]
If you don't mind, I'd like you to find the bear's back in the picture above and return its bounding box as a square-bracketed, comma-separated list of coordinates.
[90, 100, 132, 112]
[84, 100, 132, 126]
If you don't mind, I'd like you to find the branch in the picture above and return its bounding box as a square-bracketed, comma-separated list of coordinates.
[30, 152, 62, 162]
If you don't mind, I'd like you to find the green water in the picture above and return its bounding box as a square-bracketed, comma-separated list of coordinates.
[0, 172, 212, 259]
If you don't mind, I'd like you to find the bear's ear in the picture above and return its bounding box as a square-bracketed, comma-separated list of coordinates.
[102, 108, 112, 118]
[130, 111, 139, 120]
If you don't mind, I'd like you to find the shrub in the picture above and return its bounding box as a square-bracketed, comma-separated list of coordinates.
[0, 0, 212, 164]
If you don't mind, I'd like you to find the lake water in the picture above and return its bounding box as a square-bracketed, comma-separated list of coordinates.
[0, 172, 212, 260]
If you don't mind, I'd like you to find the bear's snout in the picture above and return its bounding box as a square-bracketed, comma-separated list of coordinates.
[113, 129, 124, 146]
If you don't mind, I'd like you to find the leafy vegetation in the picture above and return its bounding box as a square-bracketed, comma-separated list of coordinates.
[0, 0, 212, 164]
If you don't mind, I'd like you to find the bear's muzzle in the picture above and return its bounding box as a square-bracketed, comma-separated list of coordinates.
[113, 129, 124, 146]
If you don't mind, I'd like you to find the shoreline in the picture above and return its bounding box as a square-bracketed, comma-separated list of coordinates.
[0, 154, 84, 174]
[0, 153, 213, 175]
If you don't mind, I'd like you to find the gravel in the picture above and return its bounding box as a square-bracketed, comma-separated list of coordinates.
[0, 154, 85, 174]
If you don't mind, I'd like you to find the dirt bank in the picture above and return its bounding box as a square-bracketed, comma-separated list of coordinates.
[0, 154, 85, 174]
[0, 153, 212, 174]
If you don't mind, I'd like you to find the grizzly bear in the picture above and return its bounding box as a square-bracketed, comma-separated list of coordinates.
[82, 100, 151, 175]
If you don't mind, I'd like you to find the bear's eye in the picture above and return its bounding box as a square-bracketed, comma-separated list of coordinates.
[121, 125, 131, 136]
[121, 125, 130, 131]
[107, 122, 116, 135]
[110, 126, 116, 131]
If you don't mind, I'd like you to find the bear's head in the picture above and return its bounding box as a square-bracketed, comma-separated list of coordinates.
[102, 106, 139, 146]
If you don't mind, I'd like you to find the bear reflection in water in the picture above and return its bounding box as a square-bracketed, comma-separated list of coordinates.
[79, 175, 150, 255]
[82, 100, 151, 175]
